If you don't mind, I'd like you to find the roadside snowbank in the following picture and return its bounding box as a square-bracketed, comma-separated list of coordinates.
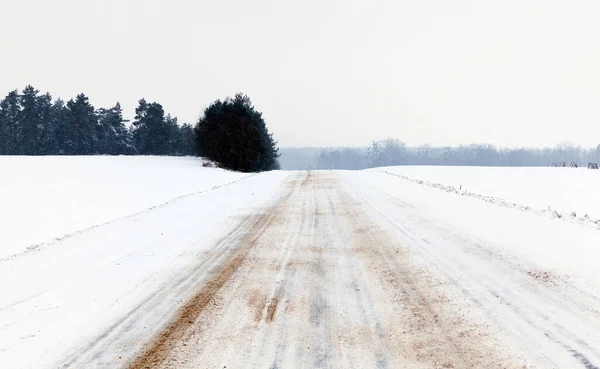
[376, 166, 600, 221]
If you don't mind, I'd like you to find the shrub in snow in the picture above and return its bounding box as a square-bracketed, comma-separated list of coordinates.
[195, 94, 280, 172]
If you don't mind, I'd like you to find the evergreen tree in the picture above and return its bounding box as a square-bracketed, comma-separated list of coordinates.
[0, 90, 21, 154]
[131, 99, 178, 155]
[195, 93, 280, 172]
[0, 98, 5, 154]
[36, 93, 54, 155]
[97, 103, 135, 155]
[67, 94, 97, 154]
[165, 114, 182, 154]
[17, 85, 41, 155]
[51, 99, 75, 154]
[179, 123, 197, 156]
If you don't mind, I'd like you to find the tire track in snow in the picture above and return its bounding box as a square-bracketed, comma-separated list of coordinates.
[125, 173, 299, 369]
[347, 174, 600, 368]
[150, 171, 526, 369]
[58, 173, 299, 369]
[336, 188, 523, 368]
[66, 171, 528, 368]
[326, 195, 392, 369]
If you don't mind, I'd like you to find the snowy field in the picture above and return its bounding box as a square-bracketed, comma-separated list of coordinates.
[356, 169, 600, 291]
[2, 161, 600, 368]
[376, 165, 600, 221]
[0, 156, 247, 259]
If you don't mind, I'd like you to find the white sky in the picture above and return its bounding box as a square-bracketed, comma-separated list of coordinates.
[2, 0, 600, 147]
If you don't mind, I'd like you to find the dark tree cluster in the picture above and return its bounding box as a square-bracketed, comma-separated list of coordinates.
[195, 94, 280, 172]
[0, 86, 197, 156]
[131, 99, 196, 156]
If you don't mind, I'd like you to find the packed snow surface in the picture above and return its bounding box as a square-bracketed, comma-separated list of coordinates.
[0, 156, 246, 259]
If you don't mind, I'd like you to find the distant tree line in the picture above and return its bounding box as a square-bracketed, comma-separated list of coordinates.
[0, 85, 197, 156]
[314, 138, 600, 169]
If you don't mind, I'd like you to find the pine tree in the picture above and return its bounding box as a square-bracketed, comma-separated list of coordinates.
[195, 93, 280, 172]
[36, 93, 54, 155]
[52, 99, 75, 154]
[165, 114, 182, 155]
[131, 99, 179, 155]
[0, 90, 20, 154]
[179, 123, 197, 156]
[97, 103, 135, 155]
[17, 85, 42, 155]
[0, 98, 5, 155]
[67, 94, 97, 155]
[1, 86, 197, 157]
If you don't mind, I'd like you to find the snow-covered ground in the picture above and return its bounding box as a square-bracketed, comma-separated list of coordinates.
[2, 161, 600, 368]
[377, 165, 600, 221]
[344, 170, 600, 368]
[0, 156, 247, 259]
[0, 159, 290, 368]
[353, 169, 600, 296]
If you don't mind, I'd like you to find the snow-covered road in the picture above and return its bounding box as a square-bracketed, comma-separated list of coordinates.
[2, 170, 600, 368]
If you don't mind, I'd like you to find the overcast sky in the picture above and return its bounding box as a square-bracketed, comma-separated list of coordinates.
[2, 0, 600, 148]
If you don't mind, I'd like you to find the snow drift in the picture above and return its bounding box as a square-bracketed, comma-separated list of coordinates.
[377, 166, 600, 221]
